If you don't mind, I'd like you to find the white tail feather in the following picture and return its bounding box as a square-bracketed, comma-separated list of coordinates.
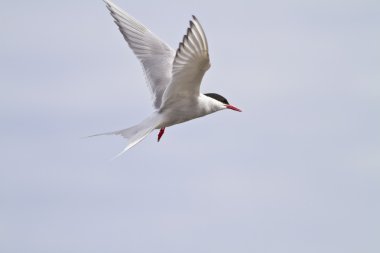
[89, 113, 162, 158]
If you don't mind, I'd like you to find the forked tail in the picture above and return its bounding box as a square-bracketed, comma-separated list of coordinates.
[89, 113, 162, 158]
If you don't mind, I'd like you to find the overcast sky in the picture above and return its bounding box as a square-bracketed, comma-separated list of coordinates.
[1, 0, 379, 252]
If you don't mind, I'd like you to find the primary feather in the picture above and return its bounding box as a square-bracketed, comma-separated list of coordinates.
[162, 16, 211, 106]
[104, 0, 175, 109]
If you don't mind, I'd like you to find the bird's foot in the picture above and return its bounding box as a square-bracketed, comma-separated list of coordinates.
[157, 128, 165, 142]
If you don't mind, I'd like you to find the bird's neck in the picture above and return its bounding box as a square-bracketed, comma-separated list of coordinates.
[199, 94, 224, 114]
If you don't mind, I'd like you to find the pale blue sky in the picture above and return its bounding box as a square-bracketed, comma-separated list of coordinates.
[1, 0, 379, 252]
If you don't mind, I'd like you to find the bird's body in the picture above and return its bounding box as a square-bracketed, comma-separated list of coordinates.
[158, 94, 224, 128]
[95, 0, 241, 156]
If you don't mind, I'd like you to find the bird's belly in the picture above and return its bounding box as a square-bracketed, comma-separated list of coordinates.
[159, 104, 208, 128]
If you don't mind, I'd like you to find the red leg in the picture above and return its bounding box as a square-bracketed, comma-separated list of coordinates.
[157, 127, 165, 142]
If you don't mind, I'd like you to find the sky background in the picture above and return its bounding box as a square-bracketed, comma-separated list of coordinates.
[1, 0, 379, 252]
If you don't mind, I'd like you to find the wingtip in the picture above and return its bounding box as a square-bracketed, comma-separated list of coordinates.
[192, 15, 201, 23]
[104, 0, 112, 11]
[104, 0, 115, 10]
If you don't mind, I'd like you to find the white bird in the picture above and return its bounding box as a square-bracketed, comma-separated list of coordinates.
[94, 0, 242, 157]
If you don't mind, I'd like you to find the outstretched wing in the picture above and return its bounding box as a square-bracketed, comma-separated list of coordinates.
[161, 16, 210, 106]
[105, 0, 175, 109]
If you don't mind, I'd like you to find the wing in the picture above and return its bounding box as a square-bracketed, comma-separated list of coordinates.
[105, 0, 175, 109]
[161, 16, 210, 106]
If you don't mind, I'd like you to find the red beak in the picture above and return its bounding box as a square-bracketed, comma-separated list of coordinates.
[226, 105, 242, 112]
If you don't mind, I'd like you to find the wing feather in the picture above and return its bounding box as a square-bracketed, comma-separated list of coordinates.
[104, 0, 175, 108]
[162, 16, 210, 105]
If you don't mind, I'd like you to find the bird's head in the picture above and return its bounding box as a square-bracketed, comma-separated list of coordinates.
[204, 93, 242, 112]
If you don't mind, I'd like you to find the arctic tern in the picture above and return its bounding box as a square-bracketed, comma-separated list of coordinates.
[94, 0, 242, 156]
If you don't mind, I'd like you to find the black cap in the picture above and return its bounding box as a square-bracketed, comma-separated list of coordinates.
[204, 93, 229, 104]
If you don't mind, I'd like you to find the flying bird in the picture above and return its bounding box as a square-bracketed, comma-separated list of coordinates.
[94, 0, 242, 157]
